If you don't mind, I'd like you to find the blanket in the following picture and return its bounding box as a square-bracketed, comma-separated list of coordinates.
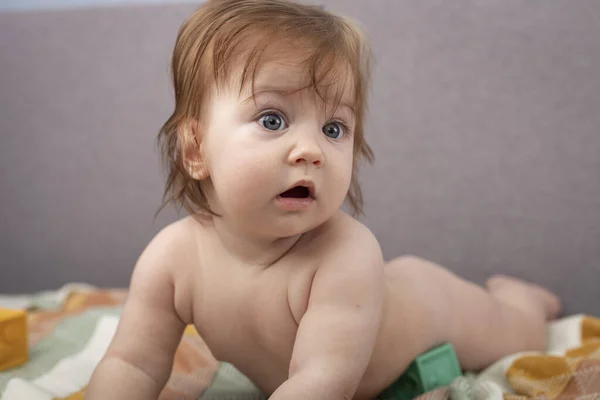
[409, 315, 600, 400]
[0, 285, 262, 400]
[471, 314, 600, 400]
[0, 285, 598, 400]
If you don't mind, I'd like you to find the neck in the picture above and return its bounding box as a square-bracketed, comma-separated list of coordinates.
[209, 216, 302, 267]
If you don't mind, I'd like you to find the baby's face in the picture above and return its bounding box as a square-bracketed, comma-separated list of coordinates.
[200, 56, 355, 238]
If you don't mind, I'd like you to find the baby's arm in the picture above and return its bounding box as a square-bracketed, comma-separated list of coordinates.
[87, 230, 187, 399]
[270, 225, 385, 400]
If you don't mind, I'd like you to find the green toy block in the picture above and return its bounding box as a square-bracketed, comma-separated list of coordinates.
[378, 343, 462, 400]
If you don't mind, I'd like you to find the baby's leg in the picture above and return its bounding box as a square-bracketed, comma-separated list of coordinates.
[485, 274, 561, 321]
[388, 256, 561, 371]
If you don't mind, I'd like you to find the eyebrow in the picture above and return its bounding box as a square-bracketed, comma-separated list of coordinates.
[241, 87, 356, 117]
[339, 102, 356, 117]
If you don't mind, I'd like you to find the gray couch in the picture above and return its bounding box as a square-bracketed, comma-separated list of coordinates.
[1, 0, 598, 315]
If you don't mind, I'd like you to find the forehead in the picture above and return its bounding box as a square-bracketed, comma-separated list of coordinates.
[230, 43, 356, 107]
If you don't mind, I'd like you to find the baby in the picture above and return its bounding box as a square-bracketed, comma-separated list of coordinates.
[88, 0, 561, 399]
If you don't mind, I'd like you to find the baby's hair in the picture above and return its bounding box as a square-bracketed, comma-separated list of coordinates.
[157, 0, 374, 217]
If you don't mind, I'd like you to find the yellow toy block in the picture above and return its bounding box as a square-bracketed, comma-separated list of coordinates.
[0, 308, 28, 371]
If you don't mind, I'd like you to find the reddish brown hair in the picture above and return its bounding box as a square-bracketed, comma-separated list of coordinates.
[157, 0, 374, 216]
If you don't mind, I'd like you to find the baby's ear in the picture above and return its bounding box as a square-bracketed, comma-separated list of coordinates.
[180, 120, 209, 180]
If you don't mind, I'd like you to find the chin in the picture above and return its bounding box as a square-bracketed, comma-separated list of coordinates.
[268, 220, 313, 238]
[273, 211, 331, 237]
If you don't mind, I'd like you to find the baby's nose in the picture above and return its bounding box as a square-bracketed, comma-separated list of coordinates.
[294, 152, 323, 166]
[289, 140, 324, 167]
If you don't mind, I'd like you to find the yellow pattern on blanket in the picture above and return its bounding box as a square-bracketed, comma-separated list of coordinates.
[505, 316, 600, 399]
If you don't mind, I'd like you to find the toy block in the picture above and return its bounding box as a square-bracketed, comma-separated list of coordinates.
[379, 343, 462, 400]
[0, 308, 28, 371]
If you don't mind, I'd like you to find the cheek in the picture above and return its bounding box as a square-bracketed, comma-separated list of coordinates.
[338, 147, 355, 185]
[326, 149, 354, 200]
[337, 164, 353, 197]
[212, 151, 276, 203]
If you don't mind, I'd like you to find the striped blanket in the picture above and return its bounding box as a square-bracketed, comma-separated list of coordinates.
[1, 285, 598, 399]
[0, 285, 263, 400]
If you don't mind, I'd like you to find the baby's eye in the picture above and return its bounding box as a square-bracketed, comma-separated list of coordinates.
[322, 121, 345, 139]
[258, 112, 287, 131]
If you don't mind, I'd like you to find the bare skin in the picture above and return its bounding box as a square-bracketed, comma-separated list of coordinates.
[88, 212, 560, 400]
[88, 50, 560, 399]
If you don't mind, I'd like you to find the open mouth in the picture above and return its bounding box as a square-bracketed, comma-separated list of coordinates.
[279, 185, 311, 199]
[275, 181, 315, 210]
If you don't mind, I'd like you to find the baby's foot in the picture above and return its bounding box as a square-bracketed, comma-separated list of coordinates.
[486, 275, 562, 320]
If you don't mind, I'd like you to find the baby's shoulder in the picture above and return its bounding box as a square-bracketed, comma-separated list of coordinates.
[320, 211, 379, 246]
[148, 215, 201, 248]
[138, 216, 204, 274]
[307, 211, 382, 263]
[132, 216, 206, 322]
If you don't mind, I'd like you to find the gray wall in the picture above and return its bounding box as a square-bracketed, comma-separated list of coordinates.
[1, 1, 599, 315]
[0, 0, 199, 12]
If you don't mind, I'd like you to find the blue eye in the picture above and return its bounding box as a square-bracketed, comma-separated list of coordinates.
[258, 113, 287, 131]
[322, 121, 344, 139]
